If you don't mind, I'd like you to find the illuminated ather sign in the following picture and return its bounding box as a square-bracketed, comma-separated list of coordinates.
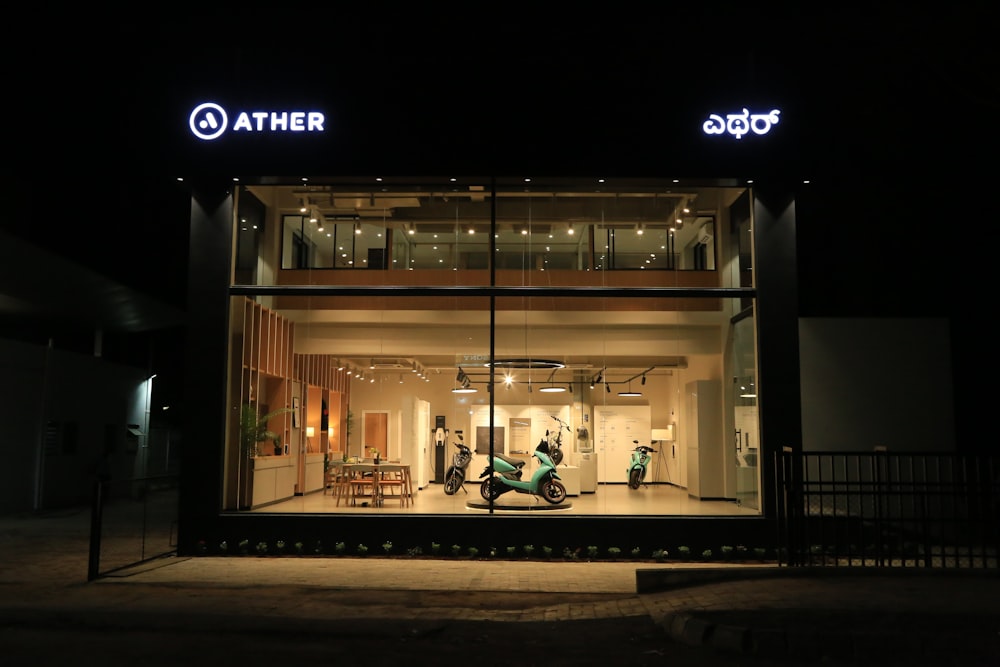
[189, 102, 326, 141]
[702, 108, 780, 139]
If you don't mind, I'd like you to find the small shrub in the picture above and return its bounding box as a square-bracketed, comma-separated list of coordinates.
[677, 545, 691, 559]
[467, 546, 479, 558]
[586, 546, 599, 559]
[312, 540, 323, 555]
[431, 542, 441, 555]
[720, 545, 734, 557]
[563, 547, 578, 560]
[652, 548, 669, 561]
[607, 546, 621, 559]
[294, 541, 304, 555]
[542, 546, 553, 558]
[631, 546, 642, 558]
[218, 540, 228, 554]
[255, 541, 268, 555]
[700, 549, 713, 560]
[356, 544, 368, 555]
[753, 547, 768, 560]
[523, 544, 535, 557]
[406, 546, 423, 557]
[382, 540, 393, 555]
[238, 539, 250, 555]
[451, 544, 462, 557]
[334, 541, 346, 555]
[506, 546, 517, 557]
[275, 540, 286, 554]
[487, 546, 497, 558]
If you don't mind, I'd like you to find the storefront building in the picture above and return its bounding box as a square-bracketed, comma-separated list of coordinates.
[172, 93, 804, 555]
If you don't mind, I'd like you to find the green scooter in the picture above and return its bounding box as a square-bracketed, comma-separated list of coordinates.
[479, 439, 567, 504]
[627, 439, 657, 489]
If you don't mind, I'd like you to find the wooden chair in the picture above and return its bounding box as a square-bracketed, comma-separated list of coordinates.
[376, 465, 406, 507]
[347, 464, 379, 506]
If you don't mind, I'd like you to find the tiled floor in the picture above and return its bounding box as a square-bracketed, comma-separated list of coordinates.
[253, 481, 759, 516]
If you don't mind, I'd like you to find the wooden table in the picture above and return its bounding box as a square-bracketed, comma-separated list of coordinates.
[337, 463, 412, 507]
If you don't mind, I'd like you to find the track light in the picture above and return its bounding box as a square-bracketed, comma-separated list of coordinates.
[452, 367, 477, 393]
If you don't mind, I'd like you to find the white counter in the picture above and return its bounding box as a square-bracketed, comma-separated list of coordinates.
[555, 465, 580, 496]
[251, 456, 296, 507]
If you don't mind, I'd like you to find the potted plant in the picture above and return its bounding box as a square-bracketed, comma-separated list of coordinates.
[345, 408, 354, 456]
[240, 403, 294, 457]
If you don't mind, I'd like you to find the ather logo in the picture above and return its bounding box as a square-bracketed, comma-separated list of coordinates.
[189, 102, 326, 141]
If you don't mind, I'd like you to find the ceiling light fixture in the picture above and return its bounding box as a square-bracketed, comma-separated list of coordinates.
[618, 379, 642, 397]
[452, 368, 477, 393]
[486, 358, 565, 370]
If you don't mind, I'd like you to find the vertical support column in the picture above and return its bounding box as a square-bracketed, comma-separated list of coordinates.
[753, 183, 802, 518]
[179, 180, 235, 543]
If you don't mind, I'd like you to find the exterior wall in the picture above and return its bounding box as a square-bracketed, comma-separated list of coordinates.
[0, 338, 150, 513]
[799, 317, 954, 453]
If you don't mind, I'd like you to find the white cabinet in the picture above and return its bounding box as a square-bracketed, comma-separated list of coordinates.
[304, 453, 325, 493]
[251, 456, 296, 507]
[685, 380, 724, 499]
[555, 465, 580, 496]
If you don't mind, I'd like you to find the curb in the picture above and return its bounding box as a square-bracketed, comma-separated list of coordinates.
[658, 611, 1000, 661]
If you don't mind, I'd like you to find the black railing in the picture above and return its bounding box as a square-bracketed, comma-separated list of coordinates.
[88, 475, 180, 581]
[776, 450, 999, 568]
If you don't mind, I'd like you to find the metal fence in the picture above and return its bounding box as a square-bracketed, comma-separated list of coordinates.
[776, 450, 999, 568]
[87, 475, 180, 580]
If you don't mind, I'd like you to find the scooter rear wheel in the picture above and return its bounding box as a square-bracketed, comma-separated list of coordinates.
[443, 468, 463, 495]
[540, 479, 567, 504]
[628, 468, 643, 490]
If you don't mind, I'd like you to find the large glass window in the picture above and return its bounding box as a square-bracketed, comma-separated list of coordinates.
[227, 177, 759, 517]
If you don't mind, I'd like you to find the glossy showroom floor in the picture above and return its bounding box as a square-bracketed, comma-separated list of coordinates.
[253, 481, 759, 516]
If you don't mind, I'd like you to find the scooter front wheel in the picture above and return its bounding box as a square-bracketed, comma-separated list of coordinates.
[628, 468, 643, 490]
[443, 468, 463, 495]
[539, 479, 567, 504]
[549, 448, 564, 466]
[480, 477, 503, 501]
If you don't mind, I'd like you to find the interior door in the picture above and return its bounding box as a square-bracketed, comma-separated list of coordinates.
[363, 411, 388, 459]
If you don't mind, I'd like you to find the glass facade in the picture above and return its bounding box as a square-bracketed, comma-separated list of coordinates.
[227, 177, 759, 517]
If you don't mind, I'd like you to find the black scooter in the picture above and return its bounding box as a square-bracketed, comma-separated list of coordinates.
[443, 431, 472, 495]
[547, 415, 572, 466]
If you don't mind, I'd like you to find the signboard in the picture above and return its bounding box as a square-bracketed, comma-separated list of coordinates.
[189, 102, 325, 141]
[702, 108, 781, 139]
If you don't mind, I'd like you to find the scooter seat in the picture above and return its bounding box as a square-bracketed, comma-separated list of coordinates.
[494, 453, 525, 469]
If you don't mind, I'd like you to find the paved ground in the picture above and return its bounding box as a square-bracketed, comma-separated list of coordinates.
[1, 506, 998, 666]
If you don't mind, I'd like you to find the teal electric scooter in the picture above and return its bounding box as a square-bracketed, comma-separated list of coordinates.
[627, 439, 657, 489]
[479, 439, 567, 504]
